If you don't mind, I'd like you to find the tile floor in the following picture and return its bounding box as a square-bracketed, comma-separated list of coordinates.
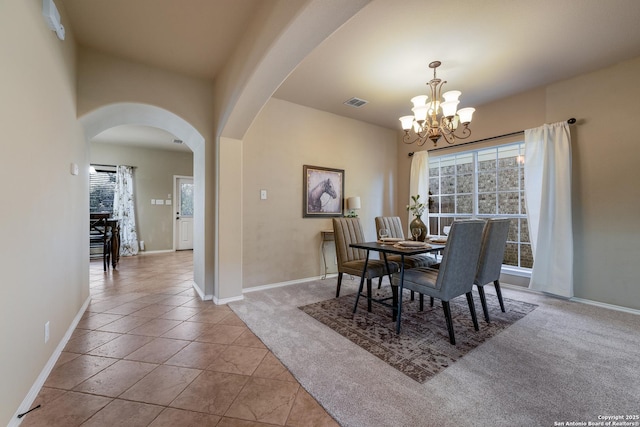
[21, 251, 338, 427]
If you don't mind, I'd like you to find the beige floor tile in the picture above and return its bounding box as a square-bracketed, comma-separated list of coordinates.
[225, 377, 300, 425]
[87, 333, 155, 358]
[158, 306, 200, 321]
[96, 315, 152, 333]
[252, 353, 297, 382]
[102, 301, 150, 315]
[76, 313, 123, 330]
[148, 407, 221, 426]
[81, 399, 164, 427]
[165, 341, 227, 369]
[124, 337, 190, 364]
[19, 391, 111, 427]
[217, 418, 282, 427]
[170, 370, 249, 415]
[127, 318, 183, 337]
[219, 311, 252, 327]
[119, 365, 201, 406]
[157, 295, 197, 306]
[208, 345, 268, 375]
[63, 330, 121, 354]
[129, 304, 175, 318]
[73, 360, 158, 397]
[44, 355, 117, 390]
[196, 324, 247, 344]
[285, 388, 340, 427]
[233, 329, 268, 348]
[189, 309, 234, 324]
[161, 320, 210, 340]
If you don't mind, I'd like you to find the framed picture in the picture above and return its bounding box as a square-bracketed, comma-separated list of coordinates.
[303, 165, 344, 218]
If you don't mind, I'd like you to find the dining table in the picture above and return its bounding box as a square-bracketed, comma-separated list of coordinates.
[348, 240, 445, 334]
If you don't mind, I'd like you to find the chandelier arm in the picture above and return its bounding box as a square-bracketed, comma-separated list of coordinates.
[452, 124, 472, 140]
[402, 131, 428, 146]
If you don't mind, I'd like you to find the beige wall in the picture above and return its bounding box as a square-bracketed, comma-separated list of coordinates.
[397, 57, 640, 310]
[242, 98, 398, 287]
[0, 0, 86, 424]
[90, 143, 194, 252]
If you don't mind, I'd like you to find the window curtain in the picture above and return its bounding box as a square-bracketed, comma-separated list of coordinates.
[113, 165, 139, 256]
[524, 122, 573, 297]
[409, 150, 430, 234]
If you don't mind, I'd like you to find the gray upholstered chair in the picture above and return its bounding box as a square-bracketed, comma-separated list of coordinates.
[332, 218, 399, 302]
[474, 218, 511, 323]
[391, 219, 485, 344]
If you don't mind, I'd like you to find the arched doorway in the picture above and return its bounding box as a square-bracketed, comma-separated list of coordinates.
[80, 102, 207, 297]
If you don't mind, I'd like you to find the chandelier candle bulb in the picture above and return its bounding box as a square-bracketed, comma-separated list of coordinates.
[400, 60, 475, 146]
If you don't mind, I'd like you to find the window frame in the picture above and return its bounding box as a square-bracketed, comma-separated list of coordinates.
[427, 141, 532, 273]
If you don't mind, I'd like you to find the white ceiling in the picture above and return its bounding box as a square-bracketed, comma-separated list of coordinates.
[61, 0, 640, 147]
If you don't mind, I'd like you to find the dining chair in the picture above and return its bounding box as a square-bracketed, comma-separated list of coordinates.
[474, 218, 511, 323]
[375, 216, 438, 269]
[391, 219, 485, 345]
[332, 218, 399, 304]
[90, 213, 112, 271]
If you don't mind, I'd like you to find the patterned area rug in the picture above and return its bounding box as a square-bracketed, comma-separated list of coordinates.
[299, 289, 537, 383]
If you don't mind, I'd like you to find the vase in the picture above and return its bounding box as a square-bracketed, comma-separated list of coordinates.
[409, 215, 428, 242]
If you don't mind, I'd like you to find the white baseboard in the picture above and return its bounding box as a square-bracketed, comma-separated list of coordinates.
[570, 297, 640, 316]
[139, 249, 174, 255]
[10, 296, 91, 426]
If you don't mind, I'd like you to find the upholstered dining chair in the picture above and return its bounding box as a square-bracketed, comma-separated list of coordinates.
[375, 216, 438, 269]
[332, 217, 399, 302]
[474, 218, 511, 323]
[391, 219, 486, 345]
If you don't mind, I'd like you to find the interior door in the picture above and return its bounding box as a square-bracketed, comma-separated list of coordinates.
[175, 177, 194, 250]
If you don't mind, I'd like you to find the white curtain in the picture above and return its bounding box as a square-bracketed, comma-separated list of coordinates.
[524, 122, 573, 297]
[409, 150, 430, 234]
[113, 165, 139, 256]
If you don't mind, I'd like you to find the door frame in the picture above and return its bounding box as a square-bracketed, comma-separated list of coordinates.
[173, 175, 194, 251]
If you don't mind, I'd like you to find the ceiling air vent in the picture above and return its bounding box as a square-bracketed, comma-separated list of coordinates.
[343, 97, 368, 108]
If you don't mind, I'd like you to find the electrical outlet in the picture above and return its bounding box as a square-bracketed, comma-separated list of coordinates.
[44, 321, 50, 343]
[260, 189, 267, 200]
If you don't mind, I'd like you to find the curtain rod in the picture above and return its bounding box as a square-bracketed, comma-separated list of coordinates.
[408, 118, 576, 156]
[91, 163, 137, 168]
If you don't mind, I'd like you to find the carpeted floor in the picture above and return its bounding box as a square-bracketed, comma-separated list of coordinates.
[229, 277, 640, 427]
[299, 290, 537, 383]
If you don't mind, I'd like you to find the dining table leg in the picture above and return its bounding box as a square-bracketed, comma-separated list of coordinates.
[352, 251, 370, 314]
[381, 253, 397, 321]
[395, 255, 406, 334]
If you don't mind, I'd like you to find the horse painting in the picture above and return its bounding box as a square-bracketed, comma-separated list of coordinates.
[308, 178, 338, 213]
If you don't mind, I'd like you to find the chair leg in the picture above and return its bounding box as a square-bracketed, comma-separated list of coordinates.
[430, 296, 434, 307]
[476, 285, 491, 323]
[377, 276, 383, 289]
[336, 273, 343, 298]
[410, 290, 415, 301]
[442, 301, 455, 345]
[366, 279, 372, 312]
[466, 292, 480, 331]
[419, 294, 424, 311]
[391, 285, 398, 322]
[494, 280, 506, 312]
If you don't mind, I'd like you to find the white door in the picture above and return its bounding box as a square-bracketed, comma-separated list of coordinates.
[175, 177, 194, 250]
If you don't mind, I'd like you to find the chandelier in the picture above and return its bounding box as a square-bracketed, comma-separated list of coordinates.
[399, 61, 475, 146]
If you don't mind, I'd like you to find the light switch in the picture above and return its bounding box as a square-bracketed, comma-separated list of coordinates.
[260, 189, 267, 200]
[70, 163, 79, 175]
[165, 199, 172, 205]
[156, 199, 164, 205]
[151, 199, 156, 205]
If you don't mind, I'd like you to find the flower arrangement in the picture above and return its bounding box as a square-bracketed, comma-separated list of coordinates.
[407, 194, 427, 217]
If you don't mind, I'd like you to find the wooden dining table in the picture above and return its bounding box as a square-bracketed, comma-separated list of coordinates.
[348, 240, 445, 334]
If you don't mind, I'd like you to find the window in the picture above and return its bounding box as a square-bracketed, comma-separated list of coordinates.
[89, 165, 116, 215]
[428, 142, 532, 270]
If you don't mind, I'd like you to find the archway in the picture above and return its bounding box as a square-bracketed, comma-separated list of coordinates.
[80, 102, 207, 297]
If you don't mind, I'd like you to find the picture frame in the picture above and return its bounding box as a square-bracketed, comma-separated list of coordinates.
[303, 165, 344, 218]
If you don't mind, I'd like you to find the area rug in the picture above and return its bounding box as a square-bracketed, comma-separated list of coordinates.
[299, 289, 537, 383]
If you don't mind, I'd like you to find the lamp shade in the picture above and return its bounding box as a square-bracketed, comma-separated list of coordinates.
[347, 196, 361, 210]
